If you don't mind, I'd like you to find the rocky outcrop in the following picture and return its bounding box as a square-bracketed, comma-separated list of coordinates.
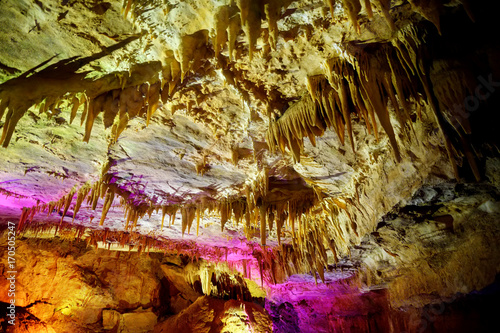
[154, 296, 271, 333]
[0, 236, 271, 332]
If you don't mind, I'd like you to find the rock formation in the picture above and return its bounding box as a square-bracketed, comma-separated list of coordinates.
[0, 0, 499, 332]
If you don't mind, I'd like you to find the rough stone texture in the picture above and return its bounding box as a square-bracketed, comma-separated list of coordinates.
[0, 236, 272, 332]
[0, 238, 162, 332]
[353, 181, 500, 307]
[154, 296, 272, 333]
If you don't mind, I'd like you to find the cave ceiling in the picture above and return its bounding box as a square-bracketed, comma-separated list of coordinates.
[0, 0, 499, 287]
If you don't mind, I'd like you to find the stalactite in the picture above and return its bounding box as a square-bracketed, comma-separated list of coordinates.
[264, 1, 285, 51]
[181, 206, 196, 236]
[102, 90, 120, 129]
[196, 205, 201, 236]
[326, 0, 337, 19]
[459, 0, 475, 22]
[60, 186, 77, 224]
[196, 154, 209, 175]
[363, 0, 373, 19]
[213, 6, 230, 56]
[227, 5, 241, 62]
[0, 97, 8, 122]
[408, 0, 442, 34]
[175, 30, 209, 83]
[232, 200, 245, 227]
[170, 206, 178, 226]
[339, 79, 356, 152]
[70, 94, 81, 124]
[259, 204, 268, 246]
[83, 93, 105, 142]
[123, 0, 133, 18]
[373, 0, 395, 31]
[0, 105, 23, 148]
[146, 82, 160, 126]
[219, 199, 231, 232]
[342, 0, 362, 33]
[161, 205, 168, 230]
[237, 0, 262, 61]
[18, 207, 30, 231]
[99, 189, 115, 226]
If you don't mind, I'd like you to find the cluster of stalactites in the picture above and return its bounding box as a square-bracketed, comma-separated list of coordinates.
[231, 0, 293, 59]
[17, 164, 320, 254]
[75, 67, 183, 144]
[328, 0, 394, 33]
[0, 55, 179, 148]
[0, 188, 31, 202]
[183, 262, 254, 300]
[184, 0, 293, 63]
[267, 26, 481, 181]
[329, 0, 474, 35]
[124, 0, 292, 62]
[85, 227, 288, 286]
[124, 0, 469, 66]
[203, 167, 320, 247]
[17, 181, 362, 285]
[17, 177, 114, 232]
[266, 32, 427, 163]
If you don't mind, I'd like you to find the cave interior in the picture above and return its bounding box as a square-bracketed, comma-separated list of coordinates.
[0, 0, 499, 332]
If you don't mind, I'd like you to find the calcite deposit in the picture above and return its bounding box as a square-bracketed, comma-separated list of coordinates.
[1, 0, 499, 332]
